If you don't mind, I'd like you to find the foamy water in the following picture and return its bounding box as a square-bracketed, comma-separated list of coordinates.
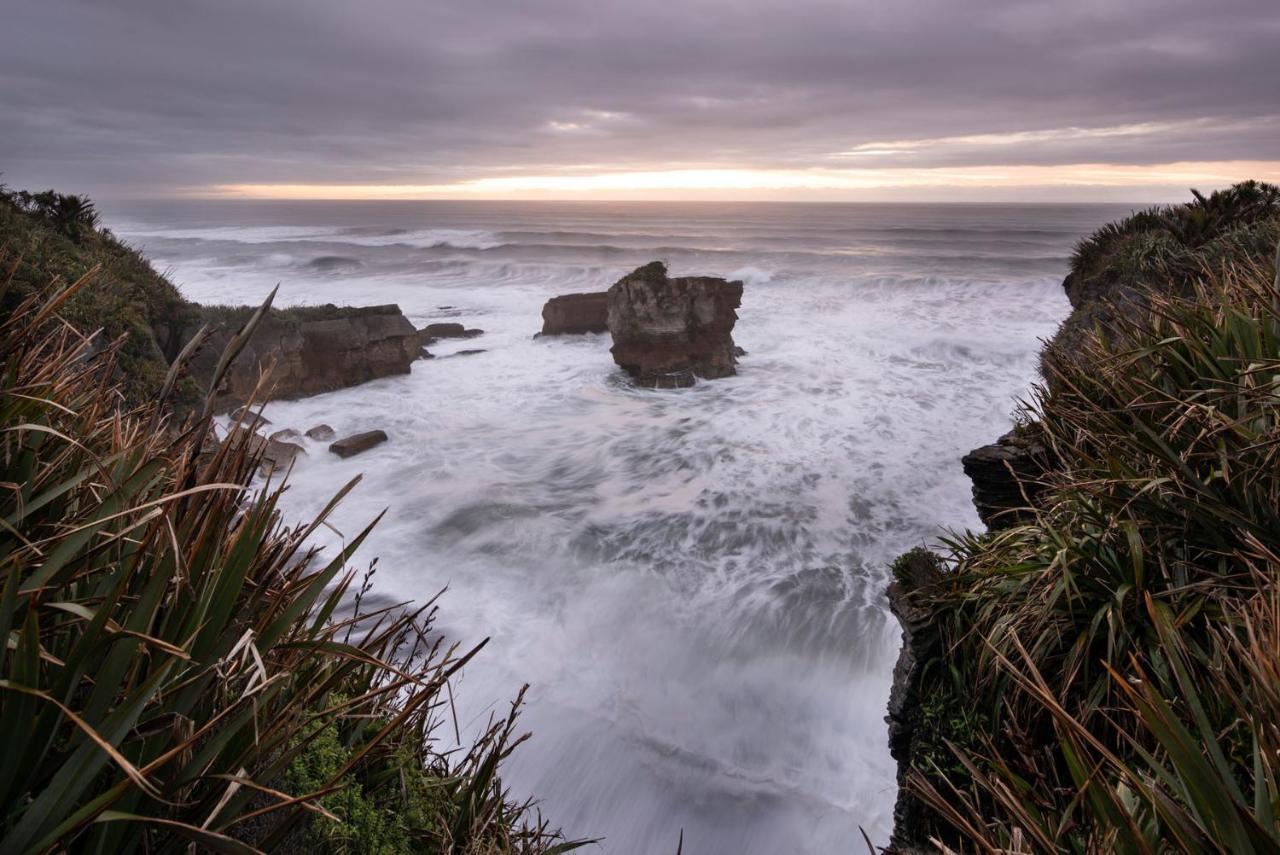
[108, 199, 1113, 853]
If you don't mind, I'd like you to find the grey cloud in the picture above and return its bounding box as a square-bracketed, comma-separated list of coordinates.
[1, 0, 1277, 196]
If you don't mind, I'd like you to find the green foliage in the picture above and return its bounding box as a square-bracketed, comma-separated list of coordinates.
[0, 265, 580, 853]
[0, 186, 199, 405]
[902, 193, 1280, 852]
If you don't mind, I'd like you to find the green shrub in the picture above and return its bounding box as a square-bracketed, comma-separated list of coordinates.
[900, 198, 1280, 851]
[0, 262, 581, 853]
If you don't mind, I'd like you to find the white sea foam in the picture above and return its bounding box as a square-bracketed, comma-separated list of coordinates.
[122, 200, 1089, 854]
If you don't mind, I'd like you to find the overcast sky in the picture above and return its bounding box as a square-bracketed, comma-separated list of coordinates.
[2, 0, 1278, 200]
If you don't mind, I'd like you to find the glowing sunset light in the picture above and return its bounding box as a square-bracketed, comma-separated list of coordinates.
[214, 161, 1280, 200]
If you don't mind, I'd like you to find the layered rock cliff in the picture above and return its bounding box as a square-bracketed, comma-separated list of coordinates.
[192, 303, 423, 412]
[606, 261, 743, 388]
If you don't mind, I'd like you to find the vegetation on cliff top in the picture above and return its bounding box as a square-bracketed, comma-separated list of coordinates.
[894, 183, 1280, 852]
[0, 258, 578, 852]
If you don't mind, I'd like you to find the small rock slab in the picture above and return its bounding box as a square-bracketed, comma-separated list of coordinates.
[261, 439, 305, 474]
[305, 424, 336, 441]
[329, 430, 388, 458]
[419, 323, 484, 344]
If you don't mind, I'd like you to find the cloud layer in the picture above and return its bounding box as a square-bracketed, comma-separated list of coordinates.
[2, 0, 1278, 198]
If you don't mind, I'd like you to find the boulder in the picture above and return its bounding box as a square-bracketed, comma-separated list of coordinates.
[961, 428, 1050, 530]
[540, 292, 609, 335]
[261, 438, 305, 474]
[230, 405, 270, 426]
[329, 430, 388, 458]
[269, 428, 301, 443]
[606, 262, 743, 388]
[305, 424, 336, 441]
[192, 304, 422, 413]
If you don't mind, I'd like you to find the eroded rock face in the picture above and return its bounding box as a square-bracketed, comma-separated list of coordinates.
[885, 548, 946, 855]
[606, 262, 743, 388]
[539, 292, 609, 335]
[961, 428, 1050, 530]
[193, 305, 421, 413]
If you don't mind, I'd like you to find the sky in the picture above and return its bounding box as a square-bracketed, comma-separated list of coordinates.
[1, 0, 1278, 201]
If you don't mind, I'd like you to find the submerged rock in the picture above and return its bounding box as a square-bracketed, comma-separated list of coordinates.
[329, 429, 388, 458]
[305, 424, 336, 441]
[540, 291, 609, 335]
[418, 322, 483, 344]
[606, 261, 743, 388]
[961, 427, 1049, 530]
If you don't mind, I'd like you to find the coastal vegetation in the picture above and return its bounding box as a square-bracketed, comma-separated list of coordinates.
[891, 183, 1280, 852]
[0, 193, 578, 853]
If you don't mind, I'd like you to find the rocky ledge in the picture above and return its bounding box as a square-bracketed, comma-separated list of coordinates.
[539, 291, 609, 335]
[607, 261, 743, 388]
[959, 427, 1050, 530]
[192, 303, 422, 412]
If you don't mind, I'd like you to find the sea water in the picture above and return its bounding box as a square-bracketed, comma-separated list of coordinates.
[108, 199, 1123, 853]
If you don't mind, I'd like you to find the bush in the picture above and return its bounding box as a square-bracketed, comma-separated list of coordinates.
[898, 204, 1280, 851]
[0, 265, 582, 853]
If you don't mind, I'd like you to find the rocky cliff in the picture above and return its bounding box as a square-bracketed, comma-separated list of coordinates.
[193, 303, 423, 412]
[884, 182, 1280, 851]
[0, 188, 428, 414]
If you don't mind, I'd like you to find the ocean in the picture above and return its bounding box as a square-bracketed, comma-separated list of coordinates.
[106, 199, 1127, 853]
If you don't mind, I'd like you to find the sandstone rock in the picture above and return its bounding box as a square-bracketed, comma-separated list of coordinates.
[606, 261, 743, 388]
[261, 438, 305, 474]
[269, 428, 301, 443]
[192, 304, 421, 413]
[329, 430, 388, 458]
[305, 424, 336, 441]
[540, 291, 609, 335]
[961, 427, 1049, 530]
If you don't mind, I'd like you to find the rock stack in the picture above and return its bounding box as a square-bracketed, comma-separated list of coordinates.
[606, 262, 743, 388]
[539, 292, 609, 335]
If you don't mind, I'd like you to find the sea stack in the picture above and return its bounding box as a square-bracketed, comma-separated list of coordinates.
[606, 262, 743, 388]
[539, 291, 609, 335]
[606, 262, 747, 389]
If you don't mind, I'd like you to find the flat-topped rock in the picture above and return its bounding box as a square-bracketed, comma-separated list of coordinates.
[607, 261, 743, 388]
[540, 291, 609, 335]
[261, 438, 305, 474]
[329, 429, 388, 458]
[419, 322, 483, 344]
[194, 304, 423, 413]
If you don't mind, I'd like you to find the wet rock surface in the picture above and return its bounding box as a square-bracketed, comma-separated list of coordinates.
[418, 322, 483, 344]
[606, 261, 743, 388]
[539, 291, 609, 335]
[329, 429, 389, 458]
[305, 424, 336, 441]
